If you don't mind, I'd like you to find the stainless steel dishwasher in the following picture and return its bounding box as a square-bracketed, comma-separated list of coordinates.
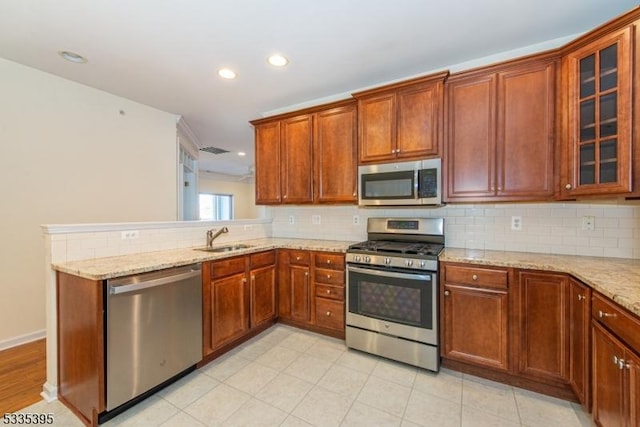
[105, 263, 202, 413]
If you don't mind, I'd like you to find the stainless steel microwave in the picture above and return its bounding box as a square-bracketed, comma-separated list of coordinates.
[358, 158, 442, 206]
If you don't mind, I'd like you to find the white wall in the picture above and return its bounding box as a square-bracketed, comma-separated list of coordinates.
[0, 58, 178, 346]
[199, 172, 260, 219]
[268, 201, 640, 259]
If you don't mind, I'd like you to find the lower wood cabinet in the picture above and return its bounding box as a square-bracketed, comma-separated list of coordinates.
[203, 251, 276, 359]
[592, 292, 640, 427]
[278, 249, 345, 338]
[516, 271, 569, 384]
[441, 263, 510, 371]
[569, 278, 591, 410]
[440, 263, 591, 404]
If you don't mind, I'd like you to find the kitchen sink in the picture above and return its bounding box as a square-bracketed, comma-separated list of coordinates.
[194, 244, 253, 253]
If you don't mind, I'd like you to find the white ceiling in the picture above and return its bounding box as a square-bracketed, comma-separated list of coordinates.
[0, 0, 637, 176]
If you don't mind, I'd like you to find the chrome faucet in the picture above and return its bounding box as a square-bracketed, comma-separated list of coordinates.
[206, 227, 228, 248]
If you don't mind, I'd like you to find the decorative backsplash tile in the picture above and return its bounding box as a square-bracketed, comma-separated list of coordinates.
[267, 201, 640, 259]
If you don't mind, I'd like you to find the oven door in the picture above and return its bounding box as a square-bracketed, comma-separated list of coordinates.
[346, 264, 437, 345]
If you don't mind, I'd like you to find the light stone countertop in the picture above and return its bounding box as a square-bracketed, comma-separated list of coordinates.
[53, 238, 354, 281]
[53, 240, 640, 318]
[441, 248, 640, 317]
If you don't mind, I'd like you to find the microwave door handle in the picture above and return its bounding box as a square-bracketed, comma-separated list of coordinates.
[414, 169, 419, 199]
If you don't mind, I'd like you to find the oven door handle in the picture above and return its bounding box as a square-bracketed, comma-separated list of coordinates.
[347, 265, 432, 281]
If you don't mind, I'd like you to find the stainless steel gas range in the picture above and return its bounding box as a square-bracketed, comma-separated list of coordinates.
[345, 217, 444, 372]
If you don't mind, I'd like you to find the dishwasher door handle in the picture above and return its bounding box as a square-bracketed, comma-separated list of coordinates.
[110, 269, 201, 295]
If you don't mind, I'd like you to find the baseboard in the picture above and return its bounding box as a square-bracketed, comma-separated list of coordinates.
[41, 382, 58, 403]
[0, 329, 46, 351]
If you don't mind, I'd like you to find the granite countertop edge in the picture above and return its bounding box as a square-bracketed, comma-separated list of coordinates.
[52, 238, 355, 281]
[53, 241, 640, 317]
[440, 248, 640, 317]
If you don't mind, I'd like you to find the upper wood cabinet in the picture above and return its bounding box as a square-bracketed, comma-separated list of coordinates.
[281, 114, 314, 203]
[559, 25, 633, 198]
[314, 104, 357, 203]
[254, 121, 281, 204]
[251, 99, 357, 205]
[445, 54, 557, 202]
[353, 71, 448, 164]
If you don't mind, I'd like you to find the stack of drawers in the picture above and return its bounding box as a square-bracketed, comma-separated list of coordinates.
[313, 252, 345, 334]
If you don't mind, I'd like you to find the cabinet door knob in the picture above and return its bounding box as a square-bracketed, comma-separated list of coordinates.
[296, 256, 301, 261]
[284, 194, 288, 199]
[242, 278, 247, 283]
[599, 310, 616, 318]
[472, 274, 478, 281]
[444, 290, 450, 296]
[326, 289, 331, 294]
[565, 184, 572, 190]
[304, 271, 309, 277]
[353, 192, 357, 197]
[326, 311, 332, 317]
[327, 274, 332, 279]
[578, 294, 585, 301]
[327, 260, 331, 264]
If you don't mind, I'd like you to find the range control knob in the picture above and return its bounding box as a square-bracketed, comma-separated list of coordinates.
[354, 255, 361, 262]
[384, 257, 391, 265]
[364, 256, 371, 263]
[406, 260, 414, 267]
[420, 260, 426, 268]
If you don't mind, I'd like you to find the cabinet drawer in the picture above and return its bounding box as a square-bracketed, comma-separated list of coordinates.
[314, 252, 345, 270]
[250, 250, 275, 269]
[592, 292, 640, 353]
[315, 283, 344, 301]
[314, 268, 344, 286]
[289, 250, 310, 266]
[211, 256, 247, 279]
[315, 298, 344, 331]
[444, 264, 508, 290]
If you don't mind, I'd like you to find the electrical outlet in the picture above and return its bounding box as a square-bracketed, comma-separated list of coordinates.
[511, 216, 522, 231]
[243, 224, 253, 231]
[353, 215, 360, 225]
[121, 230, 139, 240]
[312, 215, 321, 225]
[288, 215, 294, 225]
[582, 216, 595, 231]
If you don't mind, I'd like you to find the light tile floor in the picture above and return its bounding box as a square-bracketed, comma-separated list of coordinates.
[12, 325, 594, 426]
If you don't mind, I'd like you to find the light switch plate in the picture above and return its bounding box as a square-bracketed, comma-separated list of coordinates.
[288, 215, 295, 225]
[312, 215, 321, 225]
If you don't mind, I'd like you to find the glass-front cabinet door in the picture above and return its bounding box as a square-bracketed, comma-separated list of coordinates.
[561, 26, 632, 197]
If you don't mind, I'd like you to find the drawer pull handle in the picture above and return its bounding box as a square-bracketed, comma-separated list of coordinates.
[296, 256, 301, 261]
[599, 310, 616, 319]
[472, 274, 478, 281]
[326, 311, 331, 317]
[327, 260, 331, 264]
[577, 294, 586, 301]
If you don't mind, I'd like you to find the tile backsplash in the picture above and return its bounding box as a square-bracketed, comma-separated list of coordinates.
[44, 220, 271, 264]
[267, 201, 640, 259]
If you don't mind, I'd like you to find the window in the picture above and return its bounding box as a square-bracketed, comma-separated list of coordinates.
[199, 193, 233, 220]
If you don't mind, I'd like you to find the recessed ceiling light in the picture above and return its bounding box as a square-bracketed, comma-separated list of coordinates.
[268, 54, 289, 67]
[59, 51, 87, 64]
[238, 151, 246, 156]
[218, 68, 237, 79]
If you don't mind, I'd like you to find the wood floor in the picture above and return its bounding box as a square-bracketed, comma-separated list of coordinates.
[0, 339, 46, 414]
